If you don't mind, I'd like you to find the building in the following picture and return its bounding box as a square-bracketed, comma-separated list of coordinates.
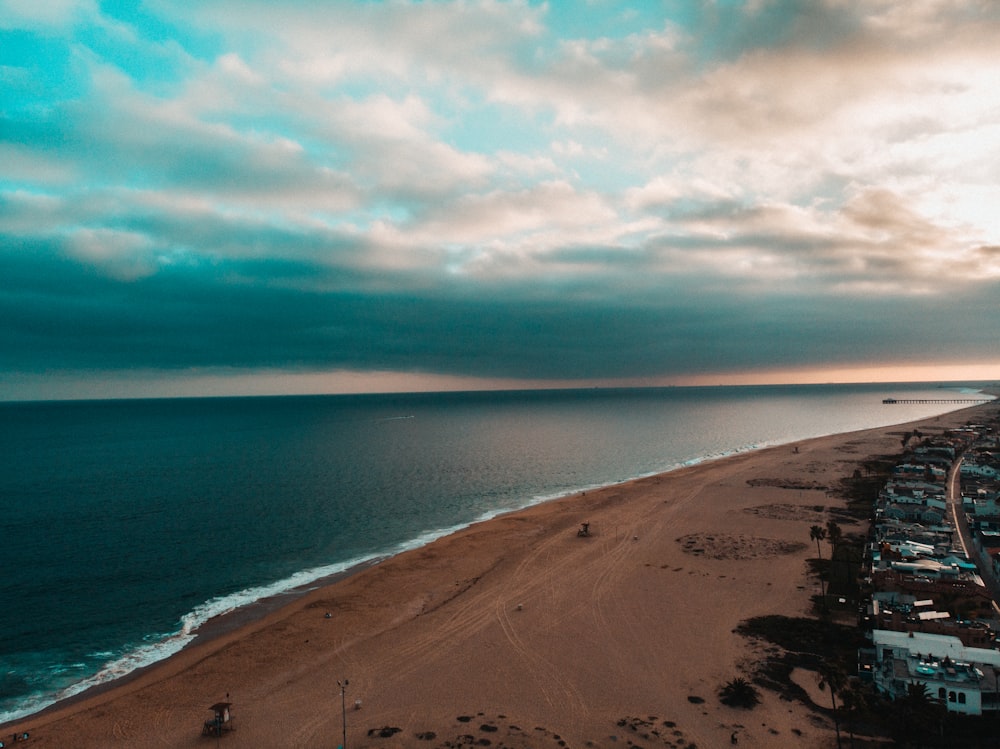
[871, 630, 1000, 715]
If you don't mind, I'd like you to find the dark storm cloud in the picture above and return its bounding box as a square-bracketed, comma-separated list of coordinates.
[4, 228, 998, 384]
[3, 1, 1000, 397]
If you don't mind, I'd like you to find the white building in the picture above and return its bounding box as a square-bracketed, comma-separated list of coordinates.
[872, 630, 1000, 715]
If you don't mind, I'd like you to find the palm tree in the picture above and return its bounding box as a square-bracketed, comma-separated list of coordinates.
[817, 662, 846, 749]
[892, 681, 941, 747]
[810, 525, 827, 559]
[825, 520, 847, 599]
[839, 678, 869, 749]
[825, 520, 843, 552]
[810, 524, 828, 607]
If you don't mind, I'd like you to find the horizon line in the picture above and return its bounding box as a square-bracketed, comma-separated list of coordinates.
[3, 377, 998, 406]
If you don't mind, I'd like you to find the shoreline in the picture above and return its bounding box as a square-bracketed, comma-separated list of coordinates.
[0, 418, 915, 726]
[5, 401, 997, 747]
[0, 556, 387, 728]
[0, 426, 852, 725]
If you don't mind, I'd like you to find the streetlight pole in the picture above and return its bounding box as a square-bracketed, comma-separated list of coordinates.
[337, 679, 349, 749]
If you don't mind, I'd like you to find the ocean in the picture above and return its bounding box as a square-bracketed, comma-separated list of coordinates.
[0, 382, 991, 724]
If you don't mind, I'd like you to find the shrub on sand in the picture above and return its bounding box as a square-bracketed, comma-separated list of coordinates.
[719, 677, 761, 709]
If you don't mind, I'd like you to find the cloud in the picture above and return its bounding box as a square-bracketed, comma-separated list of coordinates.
[0, 0, 98, 31]
[62, 227, 159, 280]
[3, 0, 1000, 397]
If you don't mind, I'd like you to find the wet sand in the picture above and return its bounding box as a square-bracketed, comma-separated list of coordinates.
[5, 404, 992, 748]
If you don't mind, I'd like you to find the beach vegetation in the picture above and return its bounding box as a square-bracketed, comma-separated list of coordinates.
[817, 662, 847, 749]
[805, 557, 831, 613]
[809, 524, 830, 608]
[837, 455, 897, 519]
[826, 540, 864, 600]
[838, 678, 880, 749]
[887, 681, 946, 747]
[719, 677, 761, 709]
[810, 524, 827, 559]
[825, 520, 843, 551]
[734, 615, 867, 713]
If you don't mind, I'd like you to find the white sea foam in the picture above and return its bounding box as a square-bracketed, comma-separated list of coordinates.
[178, 557, 373, 635]
[0, 555, 386, 725]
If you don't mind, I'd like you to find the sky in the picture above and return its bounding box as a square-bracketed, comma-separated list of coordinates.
[3, 0, 1000, 400]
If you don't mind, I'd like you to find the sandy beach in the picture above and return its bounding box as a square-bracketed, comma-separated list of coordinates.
[5, 404, 994, 748]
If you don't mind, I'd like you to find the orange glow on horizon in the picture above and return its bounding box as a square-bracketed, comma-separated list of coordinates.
[4, 362, 998, 402]
[667, 362, 1000, 387]
[195, 361, 1000, 396]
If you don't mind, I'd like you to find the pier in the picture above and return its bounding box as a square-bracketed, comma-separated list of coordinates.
[882, 398, 990, 404]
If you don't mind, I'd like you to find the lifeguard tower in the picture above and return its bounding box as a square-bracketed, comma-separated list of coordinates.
[202, 701, 234, 737]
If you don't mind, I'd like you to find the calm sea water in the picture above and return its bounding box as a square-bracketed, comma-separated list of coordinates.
[0, 383, 991, 723]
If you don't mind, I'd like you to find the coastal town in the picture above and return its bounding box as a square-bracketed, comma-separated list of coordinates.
[811, 405, 1000, 743]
